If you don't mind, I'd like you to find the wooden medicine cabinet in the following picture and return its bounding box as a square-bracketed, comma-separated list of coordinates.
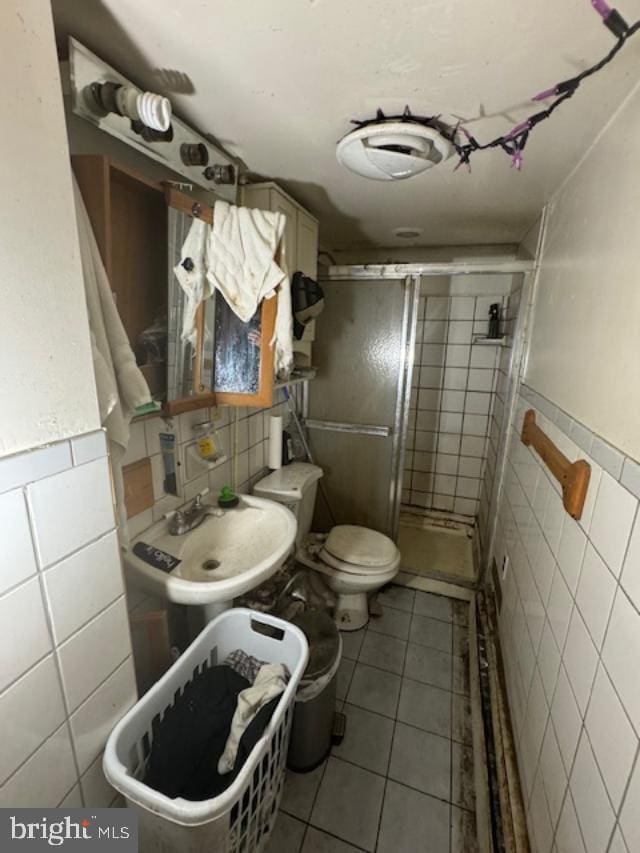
[72, 155, 275, 414]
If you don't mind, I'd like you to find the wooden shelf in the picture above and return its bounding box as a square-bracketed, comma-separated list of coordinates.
[521, 409, 591, 520]
[472, 335, 507, 346]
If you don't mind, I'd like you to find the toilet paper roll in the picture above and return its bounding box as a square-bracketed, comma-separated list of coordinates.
[268, 416, 283, 470]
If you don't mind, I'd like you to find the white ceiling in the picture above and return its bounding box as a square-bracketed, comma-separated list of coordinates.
[52, 0, 640, 250]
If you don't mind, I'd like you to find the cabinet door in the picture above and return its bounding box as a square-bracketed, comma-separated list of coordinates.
[165, 188, 275, 410]
[296, 210, 319, 278]
[269, 189, 297, 274]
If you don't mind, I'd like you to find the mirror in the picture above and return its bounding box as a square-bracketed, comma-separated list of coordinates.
[167, 206, 215, 401]
[165, 187, 276, 411]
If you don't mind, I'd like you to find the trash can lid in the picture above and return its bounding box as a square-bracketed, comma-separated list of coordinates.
[292, 610, 341, 681]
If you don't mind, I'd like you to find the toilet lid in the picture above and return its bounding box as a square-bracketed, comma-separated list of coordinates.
[323, 525, 398, 569]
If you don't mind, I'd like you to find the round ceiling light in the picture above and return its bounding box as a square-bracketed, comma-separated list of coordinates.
[393, 227, 422, 239]
[336, 120, 453, 181]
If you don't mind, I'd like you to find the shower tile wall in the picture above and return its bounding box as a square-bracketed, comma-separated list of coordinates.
[403, 292, 507, 519]
[477, 281, 525, 550]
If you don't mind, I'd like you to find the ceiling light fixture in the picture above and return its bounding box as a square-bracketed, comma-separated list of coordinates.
[393, 227, 422, 239]
[336, 111, 452, 181]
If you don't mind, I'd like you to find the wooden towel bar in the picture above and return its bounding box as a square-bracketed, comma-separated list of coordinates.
[521, 409, 591, 520]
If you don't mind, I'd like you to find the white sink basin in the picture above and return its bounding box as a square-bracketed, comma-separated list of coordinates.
[123, 495, 296, 614]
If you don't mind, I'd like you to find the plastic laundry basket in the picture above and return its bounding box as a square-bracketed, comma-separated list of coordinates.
[103, 608, 308, 853]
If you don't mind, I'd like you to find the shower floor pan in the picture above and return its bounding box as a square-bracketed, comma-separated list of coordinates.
[397, 510, 476, 585]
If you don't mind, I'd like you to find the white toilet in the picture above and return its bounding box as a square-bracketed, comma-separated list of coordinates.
[253, 462, 400, 630]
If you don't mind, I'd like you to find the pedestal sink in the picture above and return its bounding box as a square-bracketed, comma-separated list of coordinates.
[123, 495, 296, 621]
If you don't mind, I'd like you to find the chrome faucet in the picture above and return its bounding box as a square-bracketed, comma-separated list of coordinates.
[167, 489, 220, 536]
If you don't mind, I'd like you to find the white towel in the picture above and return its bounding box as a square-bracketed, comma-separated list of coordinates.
[173, 217, 211, 346]
[207, 201, 293, 377]
[207, 201, 286, 320]
[73, 176, 152, 542]
[271, 237, 294, 377]
[217, 663, 288, 774]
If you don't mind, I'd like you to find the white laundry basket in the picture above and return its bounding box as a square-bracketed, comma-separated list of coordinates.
[104, 608, 308, 853]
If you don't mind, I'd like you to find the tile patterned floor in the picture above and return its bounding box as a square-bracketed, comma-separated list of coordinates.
[267, 586, 478, 853]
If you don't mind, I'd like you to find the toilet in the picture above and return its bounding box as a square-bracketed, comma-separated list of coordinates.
[253, 462, 400, 630]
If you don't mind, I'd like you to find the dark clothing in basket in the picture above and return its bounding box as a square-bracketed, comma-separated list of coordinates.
[144, 664, 280, 801]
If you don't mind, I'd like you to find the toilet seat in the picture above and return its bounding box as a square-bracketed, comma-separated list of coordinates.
[319, 547, 399, 575]
[315, 525, 400, 576]
[323, 525, 398, 568]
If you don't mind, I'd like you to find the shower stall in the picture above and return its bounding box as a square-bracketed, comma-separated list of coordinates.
[306, 260, 534, 588]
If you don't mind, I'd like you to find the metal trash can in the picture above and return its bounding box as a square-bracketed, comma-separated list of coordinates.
[287, 610, 342, 772]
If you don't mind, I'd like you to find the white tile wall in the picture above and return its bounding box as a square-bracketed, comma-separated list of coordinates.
[70, 430, 108, 466]
[27, 457, 114, 568]
[602, 589, 640, 731]
[42, 531, 124, 645]
[0, 488, 38, 595]
[589, 472, 637, 577]
[585, 665, 636, 810]
[57, 597, 131, 712]
[488, 390, 640, 853]
[404, 291, 508, 517]
[621, 513, 640, 611]
[0, 430, 136, 808]
[0, 442, 72, 496]
[0, 656, 65, 784]
[0, 578, 52, 691]
[619, 758, 640, 850]
[0, 724, 78, 808]
[81, 752, 117, 808]
[69, 657, 137, 775]
[570, 732, 615, 853]
[125, 392, 291, 537]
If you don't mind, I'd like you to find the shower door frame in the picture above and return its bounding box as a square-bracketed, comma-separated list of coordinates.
[310, 273, 420, 539]
[320, 259, 536, 543]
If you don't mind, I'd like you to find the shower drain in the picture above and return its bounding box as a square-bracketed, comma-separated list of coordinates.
[202, 559, 221, 571]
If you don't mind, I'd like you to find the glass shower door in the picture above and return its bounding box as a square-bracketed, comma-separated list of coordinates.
[306, 276, 417, 537]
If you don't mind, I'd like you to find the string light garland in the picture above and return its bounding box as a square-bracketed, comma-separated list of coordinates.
[350, 1, 640, 172]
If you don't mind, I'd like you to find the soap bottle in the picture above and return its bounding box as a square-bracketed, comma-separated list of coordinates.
[488, 303, 501, 339]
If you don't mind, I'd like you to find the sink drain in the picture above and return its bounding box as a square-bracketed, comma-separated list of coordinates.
[202, 559, 221, 571]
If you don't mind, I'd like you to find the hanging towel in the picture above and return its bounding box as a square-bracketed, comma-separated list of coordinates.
[271, 242, 294, 377]
[207, 200, 294, 377]
[72, 176, 152, 542]
[173, 217, 211, 346]
[217, 663, 288, 774]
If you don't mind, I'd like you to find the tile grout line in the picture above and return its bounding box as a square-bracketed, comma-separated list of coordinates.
[371, 601, 411, 853]
[21, 491, 87, 808]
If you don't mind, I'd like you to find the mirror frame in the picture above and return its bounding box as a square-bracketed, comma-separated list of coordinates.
[164, 186, 276, 411]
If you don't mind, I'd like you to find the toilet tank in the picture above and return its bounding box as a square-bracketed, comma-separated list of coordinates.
[253, 462, 323, 549]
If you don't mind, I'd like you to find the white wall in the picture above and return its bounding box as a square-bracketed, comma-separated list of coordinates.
[0, 0, 99, 458]
[525, 82, 640, 461]
[0, 1, 135, 810]
[486, 81, 640, 853]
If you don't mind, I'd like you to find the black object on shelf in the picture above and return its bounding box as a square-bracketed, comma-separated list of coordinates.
[488, 303, 501, 339]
